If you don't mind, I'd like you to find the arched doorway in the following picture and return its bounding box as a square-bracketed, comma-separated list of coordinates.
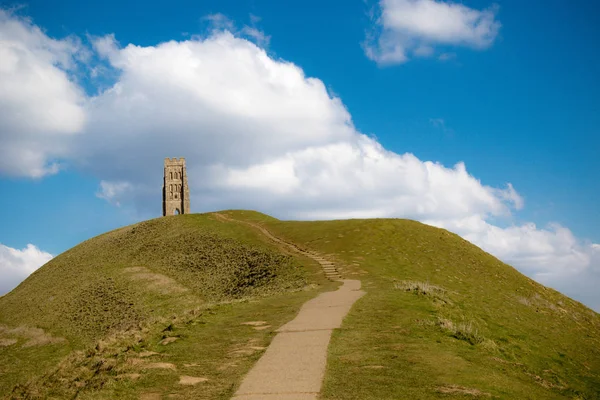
[174, 208, 180, 215]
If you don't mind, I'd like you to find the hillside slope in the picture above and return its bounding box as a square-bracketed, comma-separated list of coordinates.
[0, 213, 331, 398]
[225, 211, 600, 399]
[1, 210, 599, 399]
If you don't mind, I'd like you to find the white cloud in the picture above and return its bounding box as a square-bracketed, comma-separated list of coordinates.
[96, 180, 133, 206]
[202, 13, 270, 47]
[0, 11, 599, 311]
[0, 9, 86, 177]
[212, 139, 515, 221]
[78, 31, 355, 189]
[241, 26, 271, 47]
[364, 0, 501, 65]
[203, 13, 236, 32]
[0, 243, 53, 295]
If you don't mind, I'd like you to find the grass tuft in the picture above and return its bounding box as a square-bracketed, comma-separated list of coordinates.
[436, 318, 485, 345]
[394, 280, 445, 295]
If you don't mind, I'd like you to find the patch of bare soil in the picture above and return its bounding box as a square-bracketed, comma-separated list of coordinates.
[123, 267, 188, 294]
[241, 321, 271, 330]
[217, 361, 238, 371]
[0, 324, 66, 347]
[160, 337, 179, 345]
[143, 362, 176, 370]
[139, 351, 160, 357]
[178, 376, 208, 385]
[437, 385, 491, 397]
[229, 349, 258, 356]
[0, 338, 17, 347]
[228, 338, 264, 358]
[241, 321, 268, 326]
[253, 325, 271, 331]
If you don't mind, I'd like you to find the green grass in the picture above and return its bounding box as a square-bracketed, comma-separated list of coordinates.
[238, 215, 600, 399]
[2, 211, 600, 399]
[0, 212, 333, 398]
[9, 290, 323, 399]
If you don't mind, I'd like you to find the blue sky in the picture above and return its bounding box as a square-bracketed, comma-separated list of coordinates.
[0, 0, 598, 309]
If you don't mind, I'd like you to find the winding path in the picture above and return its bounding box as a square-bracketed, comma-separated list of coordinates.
[214, 213, 365, 400]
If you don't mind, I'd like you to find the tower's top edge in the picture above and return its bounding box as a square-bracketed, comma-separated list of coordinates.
[164, 157, 186, 164]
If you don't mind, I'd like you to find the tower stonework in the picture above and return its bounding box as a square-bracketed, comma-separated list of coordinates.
[162, 158, 190, 216]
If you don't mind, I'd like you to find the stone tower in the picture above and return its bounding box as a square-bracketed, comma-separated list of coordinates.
[163, 158, 190, 216]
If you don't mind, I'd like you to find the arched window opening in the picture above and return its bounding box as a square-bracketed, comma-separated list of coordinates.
[170, 184, 173, 191]
[170, 172, 173, 179]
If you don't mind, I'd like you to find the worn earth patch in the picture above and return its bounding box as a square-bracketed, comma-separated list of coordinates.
[178, 376, 208, 385]
[0, 338, 17, 347]
[0, 325, 66, 347]
[437, 385, 491, 397]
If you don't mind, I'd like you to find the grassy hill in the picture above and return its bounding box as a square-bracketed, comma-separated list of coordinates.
[1, 211, 599, 399]
[0, 213, 332, 399]
[234, 212, 600, 399]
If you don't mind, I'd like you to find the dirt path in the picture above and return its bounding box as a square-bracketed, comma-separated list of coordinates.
[233, 279, 364, 400]
[214, 213, 365, 399]
[213, 213, 341, 280]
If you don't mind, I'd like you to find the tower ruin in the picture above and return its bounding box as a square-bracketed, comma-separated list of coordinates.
[163, 157, 190, 216]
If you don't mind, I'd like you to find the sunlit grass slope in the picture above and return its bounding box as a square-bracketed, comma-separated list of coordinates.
[230, 213, 600, 399]
[0, 213, 330, 399]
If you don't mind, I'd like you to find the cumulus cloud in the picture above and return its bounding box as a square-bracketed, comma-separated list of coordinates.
[0, 243, 53, 295]
[78, 30, 355, 194]
[0, 9, 86, 177]
[364, 0, 501, 65]
[0, 10, 598, 310]
[211, 140, 516, 221]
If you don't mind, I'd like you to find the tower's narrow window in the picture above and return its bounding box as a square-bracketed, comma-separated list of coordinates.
[170, 172, 173, 179]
